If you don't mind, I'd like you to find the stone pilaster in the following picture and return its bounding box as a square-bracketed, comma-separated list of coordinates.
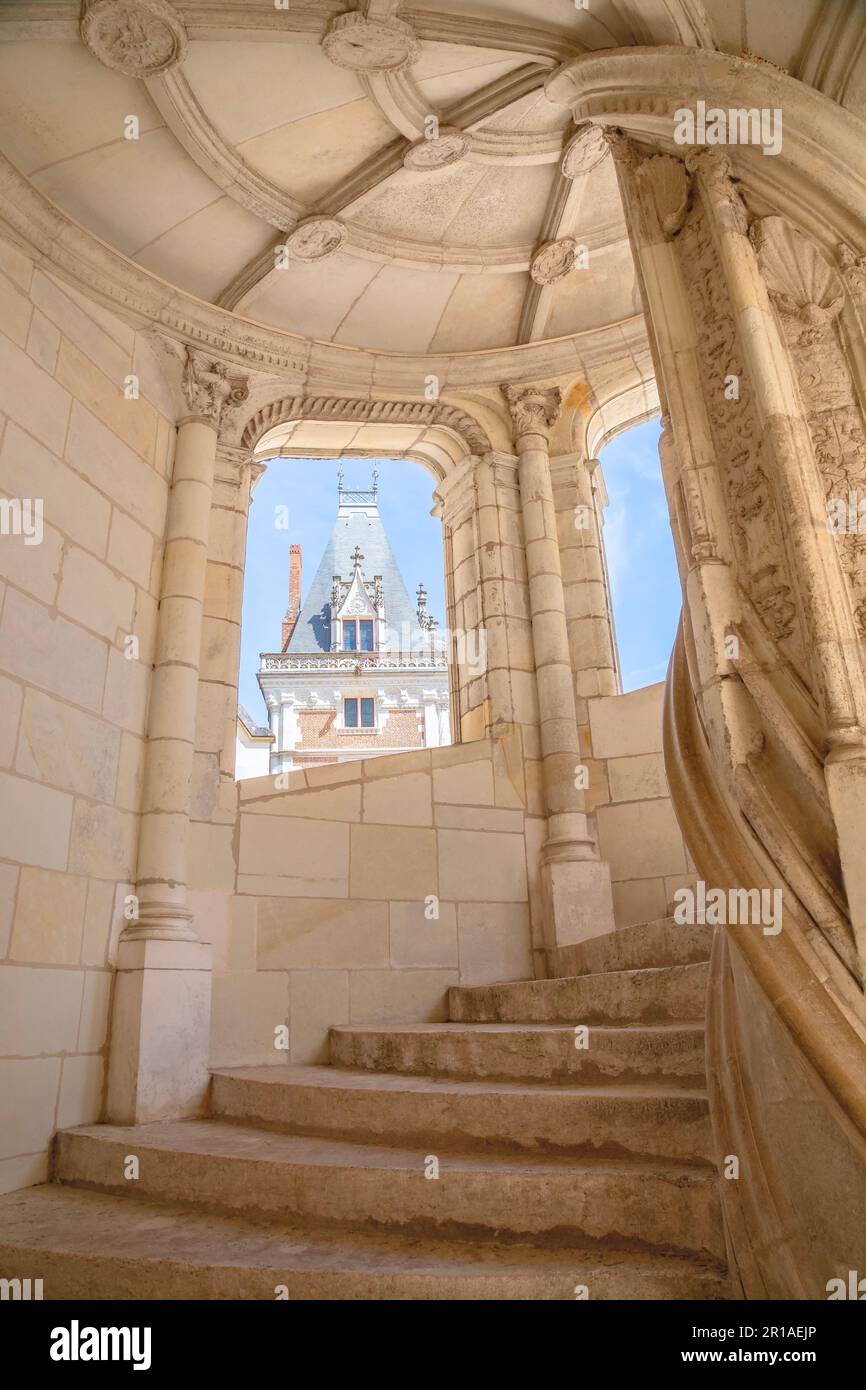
[106, 350, 250, 1123]
[551, 452, 620, 703]
[501, 384, 615, 961]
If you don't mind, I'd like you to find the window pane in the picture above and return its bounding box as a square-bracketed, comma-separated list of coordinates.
[360, 620, 374, 651]
[344, 698, 358, 727]
[361, 698, 375, 727]
[343, 622, 356, 651]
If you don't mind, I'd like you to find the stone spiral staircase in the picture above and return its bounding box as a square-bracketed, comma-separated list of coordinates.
[0, 918, 730, 1299]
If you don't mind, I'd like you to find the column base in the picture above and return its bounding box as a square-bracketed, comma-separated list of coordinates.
[106, 937, 212, 1125]
[541, 853, 615, 957]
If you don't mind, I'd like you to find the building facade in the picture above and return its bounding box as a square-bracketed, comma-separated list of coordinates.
[254, 475, 450, 772]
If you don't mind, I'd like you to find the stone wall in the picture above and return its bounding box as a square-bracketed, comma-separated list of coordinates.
[581, 683, 695, 927]
[209, 731, 537, 1067]
[0, 231, 173, 1193]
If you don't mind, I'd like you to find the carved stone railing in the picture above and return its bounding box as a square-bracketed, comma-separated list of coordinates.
[260, 650, 448, 672]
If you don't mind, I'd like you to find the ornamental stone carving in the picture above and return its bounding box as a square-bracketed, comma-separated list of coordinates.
[636, 154, 690, 240]
[501, 384, 562, 440]
[403, 128, 470, 171]
[80, 0, 187, 77]
[561, 123, 608, 179]
[530, 238, 578, 285]
[322, 14, 421, 74]
[285, 217, 347, 262]
[181, 350, 249, 428]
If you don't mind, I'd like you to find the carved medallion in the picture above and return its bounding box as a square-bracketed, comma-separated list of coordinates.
[530, 238, 578, 285]
[561, 124, 608, 179]
[403, 127, 469, 171]
[80, 0, 187, 77]
[322, 14, 420, 73]
[286, 217, 347, 262]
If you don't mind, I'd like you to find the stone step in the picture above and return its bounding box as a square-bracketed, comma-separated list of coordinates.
[449, 961, 709, 1025]
[329, 1021, 706, 1087]
[0, 1186, 730, 1300]
[553, 919, 714, 978]
[211, 1066, 712, 1161]
[55, 1120, 724, 1260]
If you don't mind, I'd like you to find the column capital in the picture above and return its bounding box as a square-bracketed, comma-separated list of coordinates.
[500, 384, 562, 444]
[179, 348, 251, 430]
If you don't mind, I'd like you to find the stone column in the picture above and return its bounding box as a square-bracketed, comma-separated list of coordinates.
[107, 351, 249, 1124]
[502, 385, 615, 958]
[551, 452, 620, 703]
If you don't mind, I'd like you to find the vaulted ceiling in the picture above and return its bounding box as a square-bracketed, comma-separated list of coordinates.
[0, 0, 862, 357]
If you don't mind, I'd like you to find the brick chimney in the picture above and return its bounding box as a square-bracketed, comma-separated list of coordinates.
[281, 543, 302, 651]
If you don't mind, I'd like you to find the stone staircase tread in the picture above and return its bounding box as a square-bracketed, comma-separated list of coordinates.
[455, 961, 707, 989]
[212, 1065, 708, 1101]
[330, 1022, 706, 1036]
[60, 1120, 717, 1177]
[0, 1186, 729, 1292]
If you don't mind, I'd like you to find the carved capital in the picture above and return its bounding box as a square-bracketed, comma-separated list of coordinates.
[837, 243, 866, 301]
[80, 0, 187, 78]
[322, 13, 420, 73]
[501, 384, 562, 442]
[601, 127, 641, 171]
[685, 148, 748, 234]
[181, 350, 250, 429]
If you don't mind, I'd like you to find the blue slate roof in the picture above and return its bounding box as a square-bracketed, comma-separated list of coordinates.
[286, 495, 423, 654]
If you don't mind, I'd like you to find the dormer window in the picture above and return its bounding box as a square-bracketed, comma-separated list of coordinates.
[343, 619, 374, 652]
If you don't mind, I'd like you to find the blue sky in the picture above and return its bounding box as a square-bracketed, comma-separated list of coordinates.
[238, 421, 681, 719]
[599, 417, 682, 690]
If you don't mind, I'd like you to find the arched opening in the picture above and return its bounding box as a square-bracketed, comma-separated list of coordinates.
[599, 416, 681, 692]
[236, 454, 452, 777]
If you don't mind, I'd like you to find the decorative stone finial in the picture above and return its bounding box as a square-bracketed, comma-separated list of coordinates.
[501, 384, 563, 441]
[322, 13, 420, 73]
[80, 0, 187, 77]
[351, 545, 365, 571]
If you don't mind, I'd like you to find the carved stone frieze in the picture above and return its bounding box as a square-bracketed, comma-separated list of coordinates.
[677, 199, 803, 655]
[754, 217, 866, 636]
[322, 14, 420, 74]
[80, 0, 187, 77]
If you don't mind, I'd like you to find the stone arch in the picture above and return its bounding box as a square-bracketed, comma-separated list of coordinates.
[240, 394, 492, 462]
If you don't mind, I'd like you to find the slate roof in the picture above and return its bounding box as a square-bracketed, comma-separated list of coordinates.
[285, 495, 424, 654]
